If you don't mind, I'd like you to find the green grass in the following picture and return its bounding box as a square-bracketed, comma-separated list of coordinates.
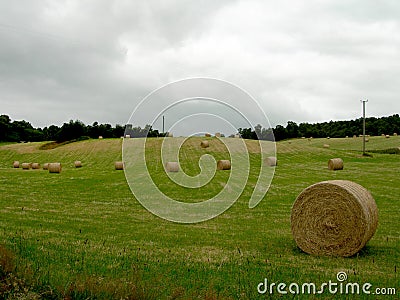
[0, 136, 399, 299]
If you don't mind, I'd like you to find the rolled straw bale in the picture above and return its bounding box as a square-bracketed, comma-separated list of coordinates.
[328, 158, 343, 170]
[365, 138, 369, 142]
[99, 136, 103, 139]
[48, 163, 62, 173]
[21, 163, 31, 170]
[301, 137, 305, 139]
[43, 163, 49, 170]
[323, 144, 330, 148]
[265, 157, 277, 167]
[165, 162, 179, 172]
[345, 136, 349, 138]
[31, 163, 41, 169]
[215, 132, 221, 138]
[394, 133, 398, 136]
[385, 135, 390, 138]
[217, 160, 231, 170]
[381, 134, 385, 137]
[13, 161, 20, 168]
[115, 161, 124, 170]
[167, 132, 173, 137]
[205, 133, 211, 137]
[291, 180, 378, 257]
[200, 141, 209, 148]
[125, 135, 130, 138]
[353, 135, 357, 138]
[74, 161, 82, 168]
[327, 137, 330, 139]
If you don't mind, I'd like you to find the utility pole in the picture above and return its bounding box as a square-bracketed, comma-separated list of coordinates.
[361, 99, 368, 155]
[162, 115, 165, 134]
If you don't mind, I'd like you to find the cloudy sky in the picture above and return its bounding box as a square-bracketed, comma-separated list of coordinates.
[1, 0, 399, 133]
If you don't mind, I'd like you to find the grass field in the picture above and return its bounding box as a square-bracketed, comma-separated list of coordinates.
[0, 136, 399, 299]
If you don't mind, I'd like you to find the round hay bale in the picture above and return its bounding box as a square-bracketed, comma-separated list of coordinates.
[365, 138, 369, 142]
[21, 163, 31, 170]
[215, 132, 221, 138]
[291, 180, 378, 257]
[385, 135, 390, 138]
[394, 133, 398, 136]
[165, 162, 179, 172]
[327, 137, 330, 139]
[48, 163, 62, 173]
[99, 136, 103, 139]
[328, 158, 343, 170]
[353, 135, 357, 138]
[301, 137, 305, 139]
[345, 136, 349, 138]
[31, 163, 41, 169]
[13, 161, 20, 168]
[381, 134, 385, 137]
[217, 160, 231, 170]
[205, 133, 211, 137]
[125, 134, 130, 138]
[74, 161, 82, 168]
[265, 156, 277, 167]
[115, 161, 124, 170]
[200, 140, 209, 148]
[167, 132, 173, 137]
[43, 163, 49, 170]
[323, 144, 330, 148]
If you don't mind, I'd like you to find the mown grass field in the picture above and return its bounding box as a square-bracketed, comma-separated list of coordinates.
[0, 136, 399, 299]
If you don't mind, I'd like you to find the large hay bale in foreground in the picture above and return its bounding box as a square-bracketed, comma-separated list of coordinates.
[291, 180, 378, 257]
[217, 160, 231, 170]
[74, 161, 82, 168]
[165, 162, 179, 172]
[328, 158, 343, 170]
[43, 163, 49, 170]
[200, 141, 209, 148]
[48, 163, 62, 173]
[115, 161, 124, 170]
[21, 163, 31, 170]
[265, 157, 277, 166]
[31, 163, 41, 169]
[13, 161, 20, 168]
[323, 144, 330, 148]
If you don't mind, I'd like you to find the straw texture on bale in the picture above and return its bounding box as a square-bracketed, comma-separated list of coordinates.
[115, 161, 124, 170]
[205, 133, 211, 137]
[31, 163, 41, 169]
[43, 163, 49, 170]
[265, 157, 277, 167]
[200, 141, 209, 148]
[217, 160, 231, 170]
[48, 163, 62, 173]
[74, 161, 82, 168]
[13, 161, 20, 168]
[165, 162, 179, 172]
[323, 144, 330, 148]
[215, 132, 221, 138]
[291, 180, 378, 257]
[328, 158, 343, 170]
[21, 163, 31, 170]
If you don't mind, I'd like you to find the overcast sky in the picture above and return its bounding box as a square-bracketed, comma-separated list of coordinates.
[1, 0, 399, 133]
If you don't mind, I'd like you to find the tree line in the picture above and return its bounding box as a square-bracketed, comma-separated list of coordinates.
[240, 114, 400, 141]
[1, 114, 399, 142]
[0, 115, 164, 143]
